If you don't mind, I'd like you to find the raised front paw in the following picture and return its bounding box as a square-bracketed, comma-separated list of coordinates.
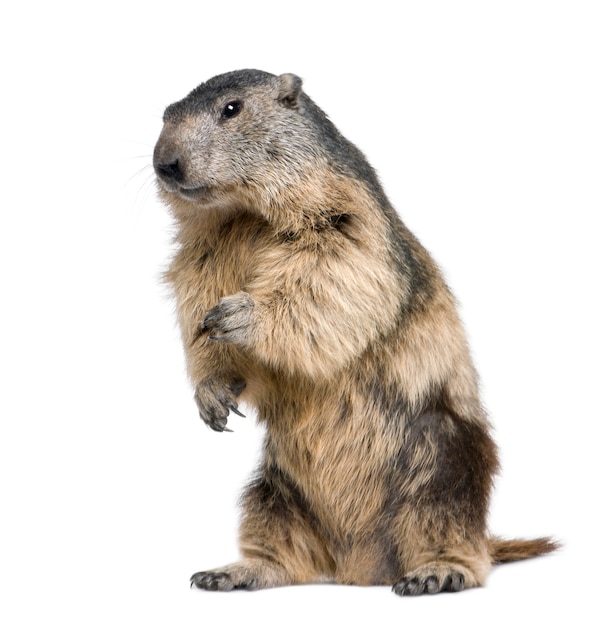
[200, 292, 254, 345]
[194, 379, 246, 433]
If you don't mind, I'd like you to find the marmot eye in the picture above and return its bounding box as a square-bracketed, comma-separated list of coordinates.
[222, 101, 242, 120]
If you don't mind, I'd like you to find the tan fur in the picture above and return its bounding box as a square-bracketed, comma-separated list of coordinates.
[153, 70, 557, 595]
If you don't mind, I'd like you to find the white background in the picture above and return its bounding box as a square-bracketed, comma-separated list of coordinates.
[1, 1, 599, 624]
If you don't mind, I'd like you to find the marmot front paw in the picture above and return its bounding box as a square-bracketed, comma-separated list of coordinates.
[200, 292, 255, 345]
[193, 379, 246, 432]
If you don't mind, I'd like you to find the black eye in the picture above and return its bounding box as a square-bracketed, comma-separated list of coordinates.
[221, 100, 242, 120]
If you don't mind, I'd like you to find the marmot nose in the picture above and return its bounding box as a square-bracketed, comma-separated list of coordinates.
[155, 157, 183, 182]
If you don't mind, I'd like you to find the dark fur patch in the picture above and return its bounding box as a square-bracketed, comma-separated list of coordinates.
[370, 381, 410, 422]
[326, 213, 351, 231]
[393, 234, 435, 308]
[242, 462, 318, 527]
[337, 395, 352, 424]
[197, 252, 209, 268]
[164, 69, 277, 121]
[396, 406, 499, 533]
[240, 460, 337, 575]
[278, 213, 353, 243]
[358, 362, 439, 427]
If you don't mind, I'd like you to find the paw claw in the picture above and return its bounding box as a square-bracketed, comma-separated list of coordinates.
[194, 379, 247, 432]
[442, 572, 465, 592]
[200, 292, 254, 346]
[392, 577, 424, 596]
[393, 567, 467, 596]
[190, 571, 233, 591]
[424, 575, 441, 594]
[206, 419, 231, 433]
[229, 405, 246, 418]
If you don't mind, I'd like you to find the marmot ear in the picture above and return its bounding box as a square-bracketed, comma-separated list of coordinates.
[277, 73, 303, 108]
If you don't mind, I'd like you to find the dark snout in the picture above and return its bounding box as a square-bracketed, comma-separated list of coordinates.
[153, 113, 218, 201]
[153, 135, 185, 184]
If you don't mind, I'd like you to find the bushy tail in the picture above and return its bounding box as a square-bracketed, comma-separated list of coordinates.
[488, 536, 560, 564]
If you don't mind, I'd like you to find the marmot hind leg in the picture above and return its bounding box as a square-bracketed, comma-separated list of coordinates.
[191, 464, 335, 591]
[391, 532, 493, 596]
[390, 409, 498, 595]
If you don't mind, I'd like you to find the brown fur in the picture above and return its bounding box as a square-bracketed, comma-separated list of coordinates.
[153, 69, 558, 595]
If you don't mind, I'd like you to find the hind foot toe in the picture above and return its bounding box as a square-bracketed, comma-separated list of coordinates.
[392, 563, 472, 596]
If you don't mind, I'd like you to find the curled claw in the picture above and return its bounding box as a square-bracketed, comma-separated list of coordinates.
[229, 405, 246, 418]
[190, 307, 224, 345]
[190, 324, 206, 346]
[200, 306, 223, 335]
[196, 293, 254, 346]
[206, 417, 233, 433]
[200, 311, 217, 332]
[209, 423, 233, 433]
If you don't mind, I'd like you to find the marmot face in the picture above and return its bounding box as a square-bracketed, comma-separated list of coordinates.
[153, 70, 310, 209]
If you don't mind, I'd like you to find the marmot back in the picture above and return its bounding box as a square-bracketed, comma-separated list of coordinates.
[153, 69, 557, 595]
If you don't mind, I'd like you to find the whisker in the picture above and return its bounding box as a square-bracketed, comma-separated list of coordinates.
[122, 160, 161, 230]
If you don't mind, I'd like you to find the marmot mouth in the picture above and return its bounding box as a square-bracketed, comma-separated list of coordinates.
[178, 185, 212, 200]
[156, 174, 213, 200]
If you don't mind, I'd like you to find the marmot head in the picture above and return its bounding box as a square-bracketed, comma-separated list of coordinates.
[153, 69, 317, 210]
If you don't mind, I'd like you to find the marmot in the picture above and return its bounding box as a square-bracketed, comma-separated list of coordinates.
[153, 69, 557, 595]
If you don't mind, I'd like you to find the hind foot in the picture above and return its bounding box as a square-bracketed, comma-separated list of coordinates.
[392, 563, 474, 596]
[190, 570, 257, 591]
[190, 559, 289, 592]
